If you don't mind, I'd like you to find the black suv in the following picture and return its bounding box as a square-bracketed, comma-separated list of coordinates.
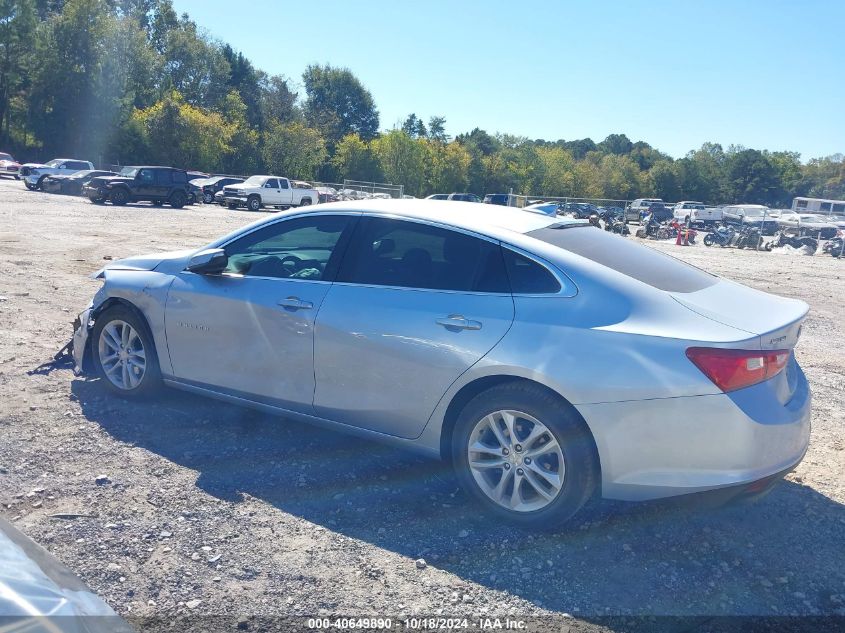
[83, 166, 191, 208]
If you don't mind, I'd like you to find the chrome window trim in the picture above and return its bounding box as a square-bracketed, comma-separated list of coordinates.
[213, 209, 578, 297]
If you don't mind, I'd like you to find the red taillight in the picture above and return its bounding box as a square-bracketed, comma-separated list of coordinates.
[686, 347, 790, 392]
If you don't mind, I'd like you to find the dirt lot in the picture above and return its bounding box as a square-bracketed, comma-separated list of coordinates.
[1, 178, 844, 631]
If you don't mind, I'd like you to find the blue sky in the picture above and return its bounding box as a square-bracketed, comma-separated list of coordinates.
[172, 0, 844, 160]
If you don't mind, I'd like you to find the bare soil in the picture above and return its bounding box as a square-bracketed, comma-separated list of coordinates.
[1, 178, 844, 630]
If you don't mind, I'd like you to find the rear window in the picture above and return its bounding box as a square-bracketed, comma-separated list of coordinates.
[527, 225, 716, 293]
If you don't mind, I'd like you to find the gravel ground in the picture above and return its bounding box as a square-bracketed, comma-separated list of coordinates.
[1, 178, 844, 631]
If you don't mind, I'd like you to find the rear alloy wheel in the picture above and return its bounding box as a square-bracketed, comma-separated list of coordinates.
[299, 197, 312, 207]
[169, 191, 187, 209]
[453, 383, 597, 528]
[92, 306, 161, 398]
[247, 195, 261, 212]
[203, 192, 214, 204]
[110, 188, 129, 206]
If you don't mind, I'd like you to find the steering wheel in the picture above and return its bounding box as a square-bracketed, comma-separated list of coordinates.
[279, 254, 303, 271]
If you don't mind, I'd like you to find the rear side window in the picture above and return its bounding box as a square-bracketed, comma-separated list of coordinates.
[503, 249, 560, 294]
[337, 217, 509, 293]
[155, 169, 172, 185]
[527, 226, 716, 293]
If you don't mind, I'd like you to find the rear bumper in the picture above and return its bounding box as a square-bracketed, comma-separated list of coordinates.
[82, 184, 106, 200]
[578, 361, 811, 501]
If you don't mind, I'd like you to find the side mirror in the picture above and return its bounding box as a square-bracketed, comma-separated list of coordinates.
[186, 248, 228, 274]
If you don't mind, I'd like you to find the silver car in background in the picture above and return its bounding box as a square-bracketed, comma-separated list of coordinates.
[70, 200, 811, 526]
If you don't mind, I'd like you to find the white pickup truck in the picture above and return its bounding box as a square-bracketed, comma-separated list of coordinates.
[220, 175, 319, 211]
[22, 158, 94, 190]
[672, 201, 722, 227]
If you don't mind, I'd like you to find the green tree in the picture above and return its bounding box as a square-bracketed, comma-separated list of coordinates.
[723, 148, 780, 204]
[331, 132, 382, 182]
[262, 120, 327, 180]
[428, 116, 448, 142]
[371, 129, 426, 195]
[424, 139, 470, 193]
[0, 0, 37, 146]
[598, 133, 634, 155]
[132, 89, 234, 171]
[302, 64, 378, 148]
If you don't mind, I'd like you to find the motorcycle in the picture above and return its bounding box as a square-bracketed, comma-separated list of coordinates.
[822, 236, 845, 258]
[765, 231, 818, 254]
[735, 225, 764, 250]
[703, 224, 736, 247]
[600, 209, 630, 235]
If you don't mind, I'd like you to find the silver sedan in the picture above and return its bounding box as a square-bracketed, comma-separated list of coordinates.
[71, 200, 811, 526]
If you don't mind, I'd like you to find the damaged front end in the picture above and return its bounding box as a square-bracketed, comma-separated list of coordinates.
[70, 306, 94, 375]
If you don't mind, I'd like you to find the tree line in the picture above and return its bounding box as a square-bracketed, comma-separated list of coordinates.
[1, 0, 843, 204]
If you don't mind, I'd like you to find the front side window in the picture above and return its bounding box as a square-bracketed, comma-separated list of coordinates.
[138, 169, 155, 184]
[222, 215, 353, 280]
[265, 178, 279, 188]
[337, 217, 508, 293]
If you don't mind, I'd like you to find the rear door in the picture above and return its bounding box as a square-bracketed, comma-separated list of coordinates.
[312, 216, 515, 439]
[277, 178, 293, 205]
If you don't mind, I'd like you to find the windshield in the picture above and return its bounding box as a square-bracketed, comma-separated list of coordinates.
[528, 225, 716, 293]
[45, 159, 62, 167]
[243, 176, 267, 186]
[119, 167, 139, 177]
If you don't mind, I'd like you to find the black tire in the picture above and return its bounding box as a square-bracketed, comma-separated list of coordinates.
[110, 187, 129, 206]
[299, 197, 312, 207]
[91, 305, 162, 399]
[25, 182, 37, 191]
[247, 195, 261, 212]
[451, 382, 598, 528]
[203, 192, 214, 204]
[36, 176, 47, 190]
[169, 190, 187, 209]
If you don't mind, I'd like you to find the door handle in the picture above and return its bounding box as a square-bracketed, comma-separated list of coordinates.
[436, 315, 482, 331]
[278, 296, 313, 310]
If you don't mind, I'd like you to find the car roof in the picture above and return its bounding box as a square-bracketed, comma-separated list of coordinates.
[123, 165, 184, 170]
[299, 199, 577, 237]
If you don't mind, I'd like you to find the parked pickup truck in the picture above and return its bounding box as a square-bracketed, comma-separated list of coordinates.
[722, 204, 779, 235]
[672, 201, 722, 227]
[22, 158, 94, 190]
[220, 175, 318, 211]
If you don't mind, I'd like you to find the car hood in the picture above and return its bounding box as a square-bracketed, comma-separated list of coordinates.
[671, 278, 808, 349]
[89, 176, 132, 186]
[92, 249, 196, 278]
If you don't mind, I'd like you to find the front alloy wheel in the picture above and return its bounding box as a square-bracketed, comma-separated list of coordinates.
[468, 410, 564, 512]
[97, 320, 146, 390]
[92, 306, 161, 398]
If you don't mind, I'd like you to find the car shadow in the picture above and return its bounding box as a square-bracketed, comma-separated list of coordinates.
[70, 378, 845, 620]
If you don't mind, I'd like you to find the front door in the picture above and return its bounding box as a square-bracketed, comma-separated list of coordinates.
[164, 213, 358, 411]
[313, 216, 515, 438]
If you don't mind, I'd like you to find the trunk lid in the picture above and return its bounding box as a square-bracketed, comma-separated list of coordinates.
[671, 278, 808, 350]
